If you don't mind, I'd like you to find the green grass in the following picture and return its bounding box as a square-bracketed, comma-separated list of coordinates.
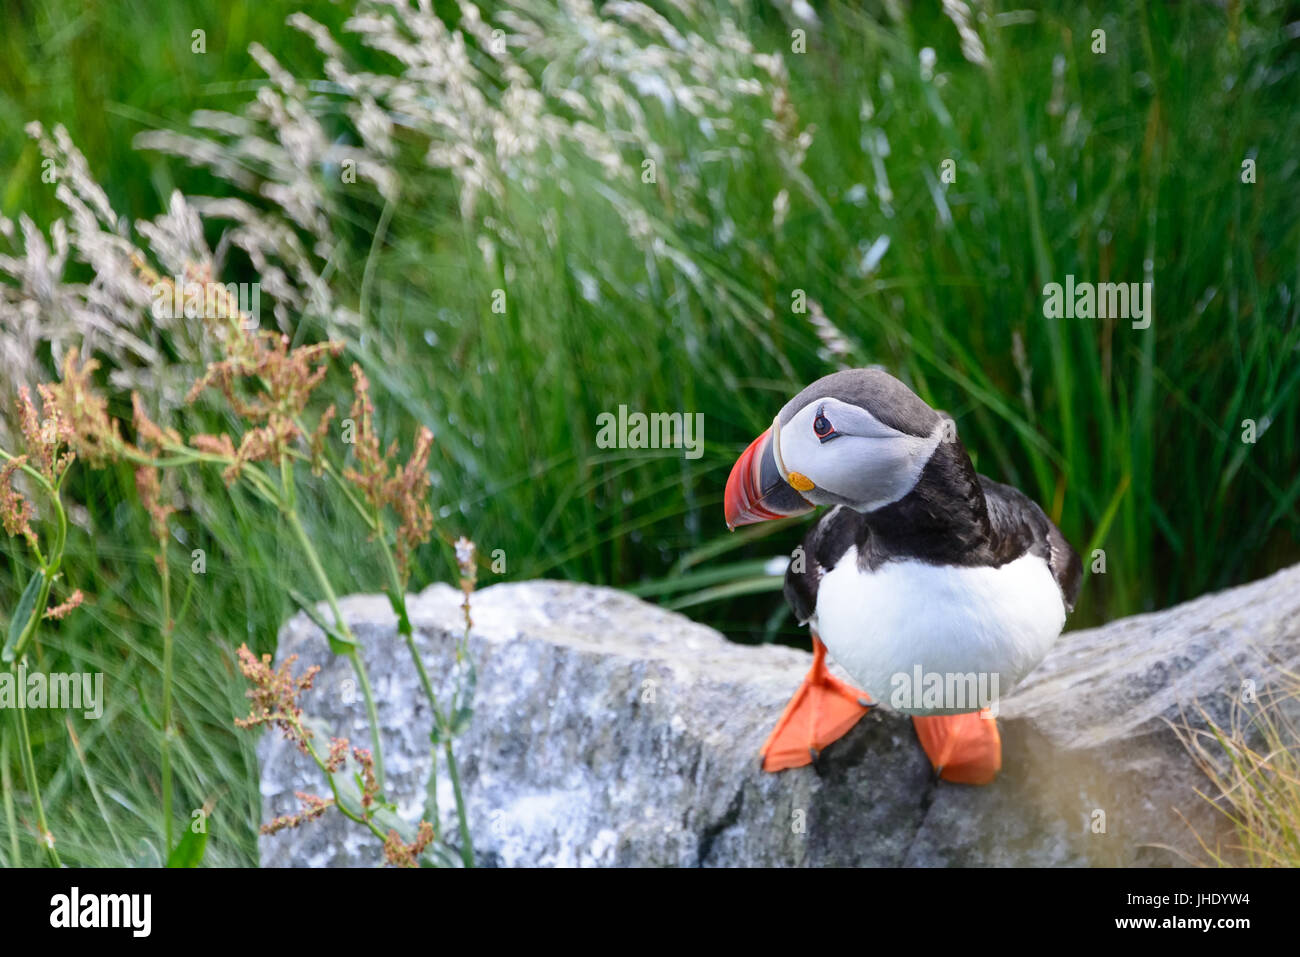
[354, 0, 1300, 629]
[1, 0, 1298, 866]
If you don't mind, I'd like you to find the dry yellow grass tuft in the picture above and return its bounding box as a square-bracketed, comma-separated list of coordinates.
[1170, 673, 1300, 867]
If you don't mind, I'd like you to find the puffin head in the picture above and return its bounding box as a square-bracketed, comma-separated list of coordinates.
[724, 368, 952, 528]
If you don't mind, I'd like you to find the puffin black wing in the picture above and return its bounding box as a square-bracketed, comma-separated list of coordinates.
[978, 476, 1083, 613]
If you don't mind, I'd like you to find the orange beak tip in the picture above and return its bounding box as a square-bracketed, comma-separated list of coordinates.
[724, 427, 774, 529]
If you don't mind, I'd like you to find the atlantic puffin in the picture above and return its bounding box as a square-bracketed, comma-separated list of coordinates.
[724, 368, 1081, 784]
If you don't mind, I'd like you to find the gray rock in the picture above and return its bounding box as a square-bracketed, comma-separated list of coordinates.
[258, 564, 1300, 867]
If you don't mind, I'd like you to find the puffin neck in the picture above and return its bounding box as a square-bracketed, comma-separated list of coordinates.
[854, 439, 992, 565]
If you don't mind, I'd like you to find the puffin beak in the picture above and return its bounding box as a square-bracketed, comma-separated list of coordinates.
[724, 427, 814, 529]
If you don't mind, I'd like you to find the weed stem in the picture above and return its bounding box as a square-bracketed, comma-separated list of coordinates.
[281, 469, 386, 790]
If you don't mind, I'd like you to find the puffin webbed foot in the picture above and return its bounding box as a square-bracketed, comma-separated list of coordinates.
[759, 635, 874, 772]
[912, 711, 1002, 785]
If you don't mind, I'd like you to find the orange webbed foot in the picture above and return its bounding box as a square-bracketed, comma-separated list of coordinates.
[760, 636, 874, 772]
[912, 711, 1002, 785]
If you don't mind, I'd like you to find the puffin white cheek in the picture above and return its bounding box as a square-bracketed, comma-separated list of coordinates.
[804, 435, 932, 509]
[775, 428, 822, 483]
[784, 437, 867, 500]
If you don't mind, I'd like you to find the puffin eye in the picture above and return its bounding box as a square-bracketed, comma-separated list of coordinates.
[813, 408, 838, 442]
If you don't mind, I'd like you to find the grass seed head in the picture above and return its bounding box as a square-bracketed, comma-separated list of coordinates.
[233, 644, 320, 755]
[383, 820, 436, 868]
[0, 456, 37, 547]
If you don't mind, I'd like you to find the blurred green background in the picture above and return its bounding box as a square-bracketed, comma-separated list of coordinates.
[1, 0, 1298, 865]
